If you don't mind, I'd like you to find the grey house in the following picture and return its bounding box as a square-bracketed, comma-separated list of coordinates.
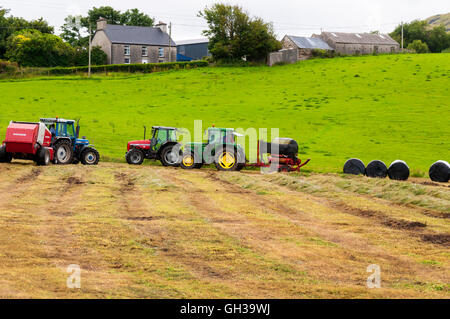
[176, 39, 210, 61]
[92, 18, 176, 65]
[282, 35, 334, 60]
[316, 32, 399, 55]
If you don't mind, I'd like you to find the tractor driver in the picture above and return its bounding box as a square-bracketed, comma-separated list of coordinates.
[49, 124, 56, 138]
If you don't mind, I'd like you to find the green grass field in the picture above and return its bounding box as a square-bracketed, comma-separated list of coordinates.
[0, 53, 449, 173]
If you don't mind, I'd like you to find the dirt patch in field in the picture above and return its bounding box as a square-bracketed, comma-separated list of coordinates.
[420, 234, 450, 246]
[114, 172, 135, 192]
[66, 176, 83, 185]
[334, 203, 427, 230]
[50, 211, 75, 217]
[16, 168, 41, 183]
[421, 210, 450, 219]
[418, 181, 450, 188]
[125, 216, 157, 221]
[205, 172, 251, 194]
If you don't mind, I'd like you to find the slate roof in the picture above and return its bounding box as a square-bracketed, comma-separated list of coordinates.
[286, 36, 334, 50]
[322, 32, 399, 45]
[176, 39, 209, 46]
[102, 24, 176, 46]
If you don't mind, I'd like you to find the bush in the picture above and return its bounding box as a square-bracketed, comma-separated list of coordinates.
[311, 49, 338, 58]
[407, 40, 430, 53]
[442, 48, 450, 53]
[0, 59, 18, 74]
[47, 60, 209, 75]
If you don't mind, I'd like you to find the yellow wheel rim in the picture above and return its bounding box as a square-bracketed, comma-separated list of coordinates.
[219, 152, 235, 169]
[183, 154, 194, 167]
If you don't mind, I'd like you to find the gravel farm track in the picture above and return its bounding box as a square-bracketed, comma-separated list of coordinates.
[0, 162, 448, 298]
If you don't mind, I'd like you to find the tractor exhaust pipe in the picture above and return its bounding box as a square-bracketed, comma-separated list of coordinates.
[76, 118, 81, 138]
[143, 126, 147, 140]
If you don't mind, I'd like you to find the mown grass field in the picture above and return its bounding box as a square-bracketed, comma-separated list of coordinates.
[0, 53, 448, 174]
[0, 162, 448, 298]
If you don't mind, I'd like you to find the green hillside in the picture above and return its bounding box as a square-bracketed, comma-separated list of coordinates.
[427, 12, 450, 32]
[0, 53, 449, 174]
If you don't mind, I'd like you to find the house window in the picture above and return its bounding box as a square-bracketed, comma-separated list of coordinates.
[158, 48, 164, 58]
[374, 46, 379, 53]
[124, 58, 130, 64]
[124, 45, 130, 56]
[142, 46, 148, 56]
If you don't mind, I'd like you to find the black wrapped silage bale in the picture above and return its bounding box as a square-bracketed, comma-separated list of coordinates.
[365, 160, 388, 178]
[259, 138, 298, 158]
[343, 158, 366, 175]
[429, 161, 450, 183]
[388, 160, 410, 181]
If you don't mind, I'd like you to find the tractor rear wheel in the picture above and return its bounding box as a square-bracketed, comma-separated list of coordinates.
[180, 151, 202, 169]
[54, 140, 74, 165]
[36, 148, 50, 166]
[215, 148, 238, 171]
[0, 145, 12, 163]
[160, 145, 180, 167]
[81, 147, 100, 165]
[126, 149, 144, 165]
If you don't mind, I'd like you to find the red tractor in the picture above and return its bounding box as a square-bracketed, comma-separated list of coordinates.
[0, 121, 54, 165]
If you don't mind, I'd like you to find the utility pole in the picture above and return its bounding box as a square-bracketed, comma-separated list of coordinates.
[168, 22, 172, 62]
[88, 24, 92, 77]
[401, 21, 404, 51]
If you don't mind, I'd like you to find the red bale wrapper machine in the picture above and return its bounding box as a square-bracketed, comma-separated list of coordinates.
[0, 121, 54, 165]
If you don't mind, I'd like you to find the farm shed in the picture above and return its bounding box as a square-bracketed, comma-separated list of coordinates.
[282, 35, 334, 60]
[267, 48, 298, 66]
[92, 18, 177, 65]
[316, 32, 399, 55]
[176, 39, 210, 61]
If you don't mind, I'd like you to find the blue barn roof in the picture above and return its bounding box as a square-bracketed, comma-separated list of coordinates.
[286, 36, 334, 50]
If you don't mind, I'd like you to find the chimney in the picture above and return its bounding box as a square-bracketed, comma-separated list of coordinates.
[155, 21, 167, 33]
[97, 17, 107, 31]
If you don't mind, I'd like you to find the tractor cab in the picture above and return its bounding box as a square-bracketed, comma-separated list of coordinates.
[207, 127, 236, 145]
[39, 118, 99, 165]
[149, 126, 178, 153]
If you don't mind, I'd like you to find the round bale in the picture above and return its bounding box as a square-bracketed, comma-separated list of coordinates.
[429, 161, 450, 183]
[388, 160, 410, 181]
[365, 160, 388, 178]
[343, 158, 366, 175]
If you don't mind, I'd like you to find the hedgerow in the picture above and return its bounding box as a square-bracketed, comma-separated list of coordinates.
[47, 60, 209, 75]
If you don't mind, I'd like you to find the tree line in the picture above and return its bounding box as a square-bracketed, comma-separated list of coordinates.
[0, 6, 154, 68]
[389, 20, 450, 53]
[1, 3, 449, 69]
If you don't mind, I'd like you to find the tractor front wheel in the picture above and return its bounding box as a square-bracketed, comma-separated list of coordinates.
[54, 140, 74, 165]
[126, 149, 144, 165]
[215, 148, 238, 171]
[36, 148, 50, 166]
[0, 145, 12, 163]
[160, 145, 180, 167]
[180, 152, 202, 169]
[81, 147, 100, 165]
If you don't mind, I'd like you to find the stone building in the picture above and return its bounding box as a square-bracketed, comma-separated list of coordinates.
[281, 35, 334, 60]
[92, 18, 176, 65]
[316, 32, 399, 55]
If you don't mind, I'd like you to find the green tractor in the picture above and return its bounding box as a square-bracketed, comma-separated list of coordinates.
[180, 127, 246, 171]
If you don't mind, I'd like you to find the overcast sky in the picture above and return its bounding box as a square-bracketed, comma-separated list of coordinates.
[2, 0, 449, 40]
